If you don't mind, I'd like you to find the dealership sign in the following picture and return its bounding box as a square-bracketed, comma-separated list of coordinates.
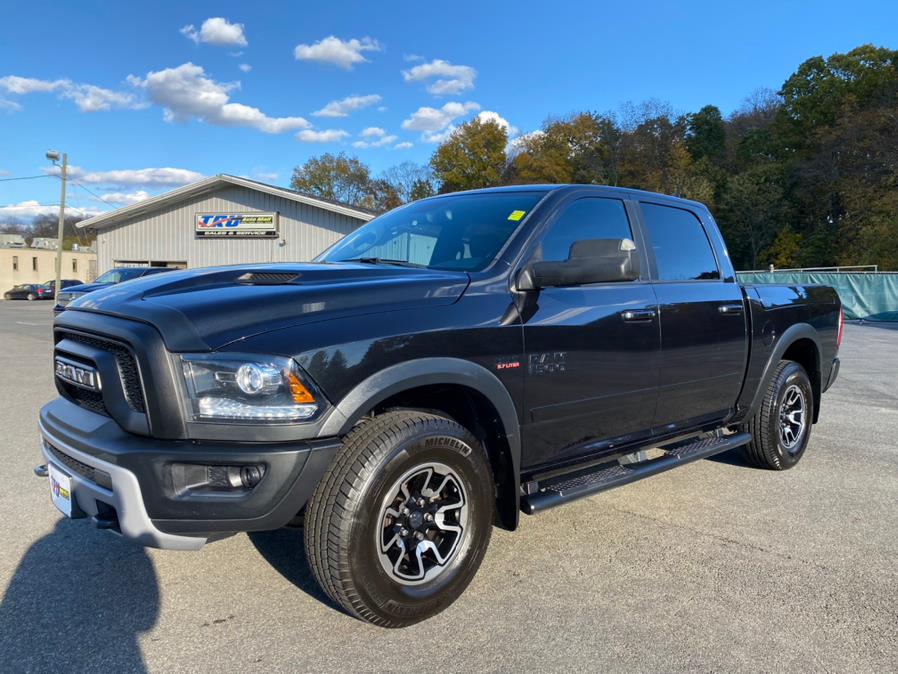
[195, 212, 279, 238]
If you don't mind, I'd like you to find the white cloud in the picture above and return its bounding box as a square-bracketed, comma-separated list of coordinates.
[238, 63, 252, 73]
[422, 126, 457, 144]
[0, 200, 103, 219]
[403, 54, 423, 62]
[294, 36, 381, 69]
[507, 129, 544, 156]
[296, 128, 349, 143]
[476, 110, 519, 137]
[312, 94, 381, 118]
[352, 134, 398, 149]
[360, 126, 385, 138]
[0, 75, 142, 112]
[0, 98, 21, 112]
[394, 141, 413, 150]
[402, 59, 477, 95]
[181, 18, 248, 47]
[401, 101, 480, 137]
[253, 170, 279, 182]
[98, 190, 151, 206]
[128, 63, 309, 133]
[46, 165, 204, 187]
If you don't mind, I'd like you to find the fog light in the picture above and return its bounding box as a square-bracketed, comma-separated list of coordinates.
[170, 463, 266, 496]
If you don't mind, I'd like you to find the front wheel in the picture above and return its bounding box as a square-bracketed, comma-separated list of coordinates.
[304, 410, 494, 627]
[742, 360, 813, 470]
[26, 293, 36, 301]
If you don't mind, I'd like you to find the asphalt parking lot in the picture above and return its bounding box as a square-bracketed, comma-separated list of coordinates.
[0, 300, 895, 673]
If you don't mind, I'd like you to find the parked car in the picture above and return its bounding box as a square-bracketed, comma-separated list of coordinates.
[4, 283, 51, 301]
[37, 279, 84, 300]
[54, 266, 176, 312]
[37, 185, 842, 628]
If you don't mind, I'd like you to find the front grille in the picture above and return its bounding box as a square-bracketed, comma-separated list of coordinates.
[46, 441, 112, 490]
[61, 382, 108, 416]
[59, 331, 146, 413]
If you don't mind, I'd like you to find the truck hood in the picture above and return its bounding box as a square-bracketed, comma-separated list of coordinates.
[67, 263, 470, 351]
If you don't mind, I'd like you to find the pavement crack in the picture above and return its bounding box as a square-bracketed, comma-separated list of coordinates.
[608, 505, 833, 572]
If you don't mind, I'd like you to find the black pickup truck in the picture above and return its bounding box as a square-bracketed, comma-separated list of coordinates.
[37, 185, 842, 627]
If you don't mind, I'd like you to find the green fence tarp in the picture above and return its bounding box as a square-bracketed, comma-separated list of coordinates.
[736, 272, 898, 322]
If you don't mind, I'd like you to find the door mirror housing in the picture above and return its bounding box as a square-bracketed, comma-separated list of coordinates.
[517, 238, 640, 290]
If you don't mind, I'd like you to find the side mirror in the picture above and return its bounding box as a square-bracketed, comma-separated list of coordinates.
[518, 238, 640, 290]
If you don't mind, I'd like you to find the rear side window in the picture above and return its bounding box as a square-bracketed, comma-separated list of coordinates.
[640, 203, 719, 281]
[536, 198, 633, 262]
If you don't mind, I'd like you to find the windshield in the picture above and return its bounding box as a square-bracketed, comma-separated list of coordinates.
[95, 268, 145, 284]
[319, 192, 544, 271]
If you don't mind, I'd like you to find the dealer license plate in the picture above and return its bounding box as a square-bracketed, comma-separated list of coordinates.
[49, 463, 73, 517]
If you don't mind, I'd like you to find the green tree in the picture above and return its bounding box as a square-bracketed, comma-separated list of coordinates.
[291, 152, 374, 207]
[686, 105, 726, 165]
[430, 118, 508, 192]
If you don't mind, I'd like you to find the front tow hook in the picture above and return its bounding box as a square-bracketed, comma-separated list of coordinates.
[34, 464, 48, 478]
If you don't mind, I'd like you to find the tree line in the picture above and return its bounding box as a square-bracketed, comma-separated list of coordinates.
[292, 45, 898, 271]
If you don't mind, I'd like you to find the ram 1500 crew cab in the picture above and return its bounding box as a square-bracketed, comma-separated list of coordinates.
[37, 185, 842, 627]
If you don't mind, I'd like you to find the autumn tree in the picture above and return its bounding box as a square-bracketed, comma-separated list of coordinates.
[509, 112, 623, 186]
[430, 118, 508, 192]
[291, 153, 400, 213]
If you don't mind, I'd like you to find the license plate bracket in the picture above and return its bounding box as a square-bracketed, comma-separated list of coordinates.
[49, 463, 80, 518]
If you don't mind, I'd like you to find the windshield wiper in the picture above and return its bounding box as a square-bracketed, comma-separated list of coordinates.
[341, 257, 427, 268]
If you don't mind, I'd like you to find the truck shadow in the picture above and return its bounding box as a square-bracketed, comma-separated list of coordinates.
[246, 528, 343, 615]
[0, 519, 158, 673]
[706, 447, 754, 468]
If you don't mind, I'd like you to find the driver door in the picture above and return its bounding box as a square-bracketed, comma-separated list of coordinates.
[520, 197, 660, 469]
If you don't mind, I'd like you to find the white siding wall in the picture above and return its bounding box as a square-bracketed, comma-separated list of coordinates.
[96, 186, 365, 271]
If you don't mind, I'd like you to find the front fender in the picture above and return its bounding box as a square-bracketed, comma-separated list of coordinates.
[319, 357, 522, 523]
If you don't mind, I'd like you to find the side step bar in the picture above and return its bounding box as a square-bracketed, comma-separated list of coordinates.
[522, 432, 752, 515]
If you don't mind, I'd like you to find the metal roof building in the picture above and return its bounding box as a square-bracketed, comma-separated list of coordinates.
[76, 174, 375, 272]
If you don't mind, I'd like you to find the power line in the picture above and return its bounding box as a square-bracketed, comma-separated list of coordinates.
[0, 174, 51, 182]
[70, 181, 113, 211]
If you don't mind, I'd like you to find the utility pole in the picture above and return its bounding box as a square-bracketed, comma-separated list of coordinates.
[48, 151, 67, 299]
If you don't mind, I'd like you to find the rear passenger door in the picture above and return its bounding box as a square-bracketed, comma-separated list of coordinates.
[637, 201, 748, 433]
[521, 197, 660, 469]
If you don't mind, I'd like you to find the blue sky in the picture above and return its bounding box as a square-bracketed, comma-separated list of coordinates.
[1, 0, 895, 220]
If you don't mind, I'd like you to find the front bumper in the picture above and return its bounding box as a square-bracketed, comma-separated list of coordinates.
[39, 398, 341, 549]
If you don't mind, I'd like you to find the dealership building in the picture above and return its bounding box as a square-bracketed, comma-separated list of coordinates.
[76, 174, 375, 273]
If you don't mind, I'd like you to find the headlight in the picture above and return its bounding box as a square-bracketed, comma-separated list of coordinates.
[179, 354, 324, 423]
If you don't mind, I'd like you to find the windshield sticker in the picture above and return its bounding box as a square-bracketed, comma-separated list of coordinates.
[507, 210, 527, 222]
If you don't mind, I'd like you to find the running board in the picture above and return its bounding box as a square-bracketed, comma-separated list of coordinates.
[521, 432, 751, 515]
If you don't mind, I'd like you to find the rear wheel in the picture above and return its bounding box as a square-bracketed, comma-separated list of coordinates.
[742, 360, 813, 470]
[26, 293, 36, 301]
[304, 410, 494, 628]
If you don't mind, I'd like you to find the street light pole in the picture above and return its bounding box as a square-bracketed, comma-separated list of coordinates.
[53, 152, 67, 299]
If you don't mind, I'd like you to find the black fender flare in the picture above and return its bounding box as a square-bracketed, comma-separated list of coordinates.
[319, 357, 521, 522]
[747, 322, 822, 419]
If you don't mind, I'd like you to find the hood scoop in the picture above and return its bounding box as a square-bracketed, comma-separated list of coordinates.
[237, 271, 301, 285]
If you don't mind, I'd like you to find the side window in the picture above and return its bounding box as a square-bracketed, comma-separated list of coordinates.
[640, 203, 719, 281]
[536, 198, 633, 263]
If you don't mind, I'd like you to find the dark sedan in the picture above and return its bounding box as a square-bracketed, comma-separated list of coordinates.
[54, 266, 176, 312]
[4, 283, 51, 301]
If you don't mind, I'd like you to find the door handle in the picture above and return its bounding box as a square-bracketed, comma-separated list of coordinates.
[718, 303, 744, 315]
[620, 309, 657, 322]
